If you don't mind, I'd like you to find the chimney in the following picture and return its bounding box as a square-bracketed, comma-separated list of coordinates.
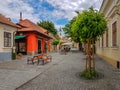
[20, 12, 22, 21]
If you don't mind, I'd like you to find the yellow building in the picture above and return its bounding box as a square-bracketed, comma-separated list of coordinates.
[0, 14, 18, 60]
[96, 0, 120, 69]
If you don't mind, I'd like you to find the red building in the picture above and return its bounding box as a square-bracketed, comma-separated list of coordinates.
[15, 14, 52, 55]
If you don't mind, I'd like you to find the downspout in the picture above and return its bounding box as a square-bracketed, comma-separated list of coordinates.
[13, 31, 16, 47]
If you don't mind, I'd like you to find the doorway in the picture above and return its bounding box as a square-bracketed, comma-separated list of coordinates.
[38, 40, 42, 53]
[15, 39, 27, 55]
[44, 42, 48, 53]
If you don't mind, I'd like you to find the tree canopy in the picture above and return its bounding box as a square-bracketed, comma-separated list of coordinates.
[52, 39, 60, 45]
[62, 17, 80, 43]
[72, 7, 107, 42]
[37, 20, 57, 35]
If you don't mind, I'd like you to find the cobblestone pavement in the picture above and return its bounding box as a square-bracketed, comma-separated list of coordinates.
[15, 51, 120, 90]
[0, 53, 57, 90]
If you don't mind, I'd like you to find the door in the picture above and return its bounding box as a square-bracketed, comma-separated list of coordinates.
[38, 40, 42, 53]
[15, 39, 27, 55]
[44, 42, 48, 53]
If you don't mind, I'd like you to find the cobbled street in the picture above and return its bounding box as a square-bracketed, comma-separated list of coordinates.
[16, 50, 120, 90]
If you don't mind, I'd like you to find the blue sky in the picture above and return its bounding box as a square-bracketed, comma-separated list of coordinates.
[0, 0, 103, 31]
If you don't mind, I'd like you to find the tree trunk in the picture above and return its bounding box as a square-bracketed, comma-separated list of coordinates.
[53, 45, 57, 52]
[78, 42, 82, 51]
[85, 39, 95, 71]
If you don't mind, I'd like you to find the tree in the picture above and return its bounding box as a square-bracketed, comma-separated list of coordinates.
[62, 17, 76, 37]
[72, 6, 107, 79]
[37, 20, 57, 35]
[63, 17, 83, 51]
[52, 39, 60, 52]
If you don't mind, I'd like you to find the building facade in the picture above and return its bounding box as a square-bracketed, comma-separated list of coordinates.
[16, 14, 52, 55]
[96, 0, 120, 69]
[0, 14, 18, 60]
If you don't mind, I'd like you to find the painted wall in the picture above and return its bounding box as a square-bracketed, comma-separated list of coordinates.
[27, 34, 37, 55]
[0, 52, 12, 60]
[0, 23, 17, 60]
[96, 1, 120, 69]
[26, 33, 51, 55]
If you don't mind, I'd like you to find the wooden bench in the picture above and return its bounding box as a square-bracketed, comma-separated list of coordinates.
[27, 54, 52, 65]
[39, 53, 52, 65]
[27, 55, 38, 64]
[37, 54, 44, 65]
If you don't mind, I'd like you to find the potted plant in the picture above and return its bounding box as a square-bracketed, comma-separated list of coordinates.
[17, 53, 23, 60]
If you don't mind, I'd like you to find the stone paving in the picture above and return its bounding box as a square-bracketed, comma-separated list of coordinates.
[14, 50, 120, 90]
[0, 53, 57, 90]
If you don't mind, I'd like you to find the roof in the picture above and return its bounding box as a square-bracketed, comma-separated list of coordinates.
[0, 14, 19, 28]
[99, 0, 105, 12]
[17, 19, 52, 39]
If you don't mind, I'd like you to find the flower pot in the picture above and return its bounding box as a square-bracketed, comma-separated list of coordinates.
[17, 56, 22, 60]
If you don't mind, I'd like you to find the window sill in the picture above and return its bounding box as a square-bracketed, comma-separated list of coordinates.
[110, 46, 119, 49]
[100, 46, 119, 49]
[3, 47, 12, 49]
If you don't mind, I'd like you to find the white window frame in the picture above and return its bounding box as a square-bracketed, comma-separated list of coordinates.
[3, 30, 13, 48]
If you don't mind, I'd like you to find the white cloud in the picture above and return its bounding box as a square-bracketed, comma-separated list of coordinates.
[0, 0, 40, 23]
[0, 0, 103, 29]
[46, 0, 103, 20]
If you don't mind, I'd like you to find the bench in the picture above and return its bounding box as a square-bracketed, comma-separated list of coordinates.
[27, 55, 38, 64]
[27, 54, 52, 65]
[37, 54, 44, 65]
[41, 53, 52, 65]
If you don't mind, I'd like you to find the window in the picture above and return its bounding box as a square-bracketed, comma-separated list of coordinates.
[106, 29, 108, 47]
[112, 21, 117, 46]
[4, 32, 11, 47]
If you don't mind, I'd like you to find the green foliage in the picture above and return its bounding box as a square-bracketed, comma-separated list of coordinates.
[72, 6, 107, 42]
[17, 53, 23, 57]
[12, 53, 16, 60]
[80, 68, 98, 79]
[52, 40, 60, 45]
[62, 17, 80, 42]
[12, 48, 16, 60]
[37, 20, 57, 35]
[59, 41, 64, 45]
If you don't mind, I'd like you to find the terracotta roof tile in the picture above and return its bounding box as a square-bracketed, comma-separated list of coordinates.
[0, 14, 19, 28]
[17, 19, 52, 38]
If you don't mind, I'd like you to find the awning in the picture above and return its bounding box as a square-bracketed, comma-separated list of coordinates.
[15, 36, 26, 39]
[62, 42, 73, 45]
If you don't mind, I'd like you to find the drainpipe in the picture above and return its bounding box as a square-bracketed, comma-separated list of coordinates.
[12, 30, 17, 60]
[13, 31, 16, 47]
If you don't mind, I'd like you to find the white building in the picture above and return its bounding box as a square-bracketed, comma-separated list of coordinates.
[0, 14, 19, 60]
[96, 0, 120, 69]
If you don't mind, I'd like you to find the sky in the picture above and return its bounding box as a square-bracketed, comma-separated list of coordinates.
[0, 0, 103, 31]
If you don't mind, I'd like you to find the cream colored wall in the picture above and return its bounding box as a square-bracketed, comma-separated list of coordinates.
[0, 23, 17, 52]
[97, 15, 120, 67]
[96, 1, 120, 68]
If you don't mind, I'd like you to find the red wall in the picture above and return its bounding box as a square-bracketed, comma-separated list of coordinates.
[27, 34, 37, 53]
[27, 33, 51, 54]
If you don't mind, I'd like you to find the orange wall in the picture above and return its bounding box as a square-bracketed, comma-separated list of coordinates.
[27, 34, 51, 53]
[27, 34, 37, 52]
